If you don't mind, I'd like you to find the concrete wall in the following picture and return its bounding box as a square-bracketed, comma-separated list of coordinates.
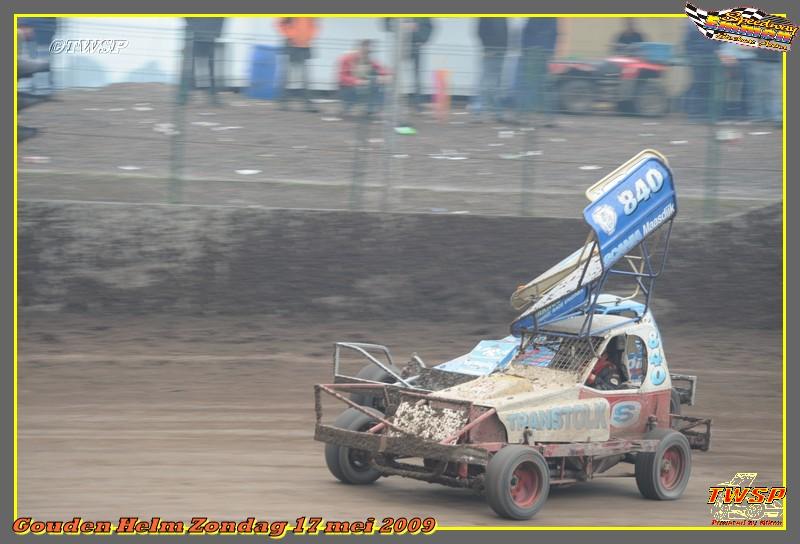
[19, 201, 781, 328]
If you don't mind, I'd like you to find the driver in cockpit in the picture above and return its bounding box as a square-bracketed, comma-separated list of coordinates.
[587, 336, 628, 390]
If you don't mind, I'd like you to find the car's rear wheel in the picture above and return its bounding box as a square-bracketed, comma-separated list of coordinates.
[635, 428, 692, 500]
[324, 407, 383, 485]
[485, 445, 550, 519]
[350, 363, 402, 411]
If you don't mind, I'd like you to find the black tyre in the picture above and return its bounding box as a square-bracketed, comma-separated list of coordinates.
[324, 407, 383, 485]
[635, 428, 692, 500]
[558, 78, 593, 115]
[350, 363, 402, 410]
[485, 445, 550, 520]
[634, 79, 669, 117]
[670, 389, 682, 416]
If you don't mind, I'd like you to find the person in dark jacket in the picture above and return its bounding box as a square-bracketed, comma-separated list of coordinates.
[476, 18, 508, 121]
[18, 18, 58, 93]
[179, 18, 226, 105]
[516, 18, 558, 118]
[384, 18, 434, 111]
[612, 19, 646, 53]
[747, 47, 781, 124]
[682, 21, 722, 120]
[17, 23, 52, 141]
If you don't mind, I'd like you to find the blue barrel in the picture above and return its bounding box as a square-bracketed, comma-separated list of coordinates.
[247, 45, 283, 100]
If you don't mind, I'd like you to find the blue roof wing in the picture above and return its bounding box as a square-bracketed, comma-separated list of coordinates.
[509, 150, 677, 339]
[583, 151, 676, 269]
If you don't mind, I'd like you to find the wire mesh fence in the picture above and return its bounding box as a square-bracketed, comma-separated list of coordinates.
[17, 17, 783, 221]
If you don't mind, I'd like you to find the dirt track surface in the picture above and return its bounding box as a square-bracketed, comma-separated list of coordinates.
[19, 314, 782, 527]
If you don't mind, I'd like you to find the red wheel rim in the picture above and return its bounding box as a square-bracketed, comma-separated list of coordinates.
[509, 461, 540, 508]
[659, 446, 684, 490]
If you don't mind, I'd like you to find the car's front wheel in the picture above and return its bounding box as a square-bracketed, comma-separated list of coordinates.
[485, 445, 550, 520]
[324, 407, 384, 485]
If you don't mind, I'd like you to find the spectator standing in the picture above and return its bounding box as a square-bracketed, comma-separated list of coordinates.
[337, 39, 390, 117]
[718, 42, 754, 120]
[682, 21, 721, 121]
[276, 18, 320, 112]
[517, 18, 558, 119]
[613, 19, 646, 53]
[179, 18, 226, 105]
[476, 18, 509, 122]
[17, 24, 52, 141]
[383, 18, 434, 112]
[18, 17, 58, 94]
[748, 47, 782, 126]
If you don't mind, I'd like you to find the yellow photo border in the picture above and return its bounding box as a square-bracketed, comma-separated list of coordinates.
[12, 12, 788, 532]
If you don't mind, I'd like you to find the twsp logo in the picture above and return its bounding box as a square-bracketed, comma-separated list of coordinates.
[708, 472, 785, 526]
[49, 39, 129, 55]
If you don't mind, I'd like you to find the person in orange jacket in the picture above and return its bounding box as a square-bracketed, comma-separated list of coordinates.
[276, 17, 319, 112]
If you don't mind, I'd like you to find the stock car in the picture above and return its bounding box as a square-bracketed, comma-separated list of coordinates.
[313, 150, 712, 519]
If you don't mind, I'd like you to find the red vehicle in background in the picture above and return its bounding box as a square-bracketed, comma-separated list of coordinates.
[550, 43, 673, 117]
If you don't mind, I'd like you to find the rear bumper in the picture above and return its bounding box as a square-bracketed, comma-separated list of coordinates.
[671, 414, 712, 451]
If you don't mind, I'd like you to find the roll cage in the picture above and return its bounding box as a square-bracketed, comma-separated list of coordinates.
[510, 149, 677, 341]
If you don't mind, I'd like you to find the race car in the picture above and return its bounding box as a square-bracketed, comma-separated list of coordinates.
[314, 150, 711, 519]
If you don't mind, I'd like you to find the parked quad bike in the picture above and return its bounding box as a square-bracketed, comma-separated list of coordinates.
[550, 47, 670, 117]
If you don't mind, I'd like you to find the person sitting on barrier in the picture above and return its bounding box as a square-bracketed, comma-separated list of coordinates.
[587, 337, 627, 390]
[337, 39, 390, 117]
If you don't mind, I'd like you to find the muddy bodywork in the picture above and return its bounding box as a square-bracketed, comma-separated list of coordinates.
[315, 308, 710, 480]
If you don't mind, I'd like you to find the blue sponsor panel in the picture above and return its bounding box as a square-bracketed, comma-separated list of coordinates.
[583, 154, 676, 269]
[515, 341, 557, 367]
[435, 336, 519, 376]
[510, 288, 588, 337]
